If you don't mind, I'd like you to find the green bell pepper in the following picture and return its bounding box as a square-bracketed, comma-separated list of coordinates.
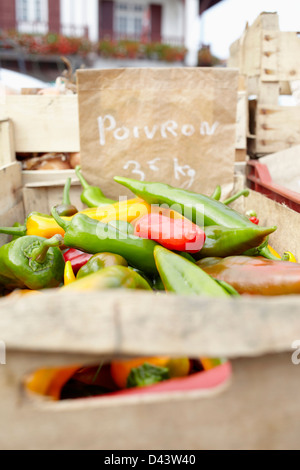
[0, 235, 64, 290]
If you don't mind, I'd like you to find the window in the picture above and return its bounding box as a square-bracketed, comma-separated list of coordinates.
[18, 0, 28, 22]
[35, 0, 42, 22]
[115, 2, 146, 39]
[17, 0, 48, 33]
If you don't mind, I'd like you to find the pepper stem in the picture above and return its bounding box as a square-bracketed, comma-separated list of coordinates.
[63, 177, 72, 206]
[0, 225, 27, 237]
[51, 207, 71, 231]
[223, 189, 250, 206]
[75, 166, 90, 190]
[31, 234, 64, 264]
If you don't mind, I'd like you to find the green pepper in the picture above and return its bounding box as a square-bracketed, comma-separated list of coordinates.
[0, 235, 64, 290]
[51, 207, 158, 275]
[77, 252, 128, 279]
[63, 265, 152, 291]
[194, 225, 277, 259]
[114, 177, 278, 261]
[154, 245, 229, 297]
[76, 166, 116, 208]
[108, 220, 134, 235]
[55, 178, 78, 217]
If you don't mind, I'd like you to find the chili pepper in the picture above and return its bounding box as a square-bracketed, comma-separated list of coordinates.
[80, 198, 151, 224]
[63, 248, 93, 274]
[0, 212, 70, 239]
[51, 207, 158, 275]
[10, 222, 24, 241]
[281, 251, 297, 263]
[62, 265, 152, 291]
[214, 279, 240, 296]
[77, 253, 128, 279]
[55, 178, 78, 217]
[154, 245, 229, 297]
[114, 177, 278, 261]
[75, 166, 116, 208]
[267, 244, 281, 259]
[108, 220, 134, 235]
[134, 213, 206, 253]
[64, 261, 76, 286]
[249, 216, 259, 225]
[193, 225, 276, 259]
[211, 185, 222, 201]
[197, 255, 300, 296]
[0, 234, 64, 290]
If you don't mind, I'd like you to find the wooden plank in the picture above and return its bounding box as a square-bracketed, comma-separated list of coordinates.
[254, 104, 300, 154]
[2, 95, 80, 153]
[1, 288, 300, 358]
[261, 30, 279, 82]
[0, 350, 298, 449]
[277, 32, 300, 81]
[243, 190, 300, 260]
[22, 169, 78, 186]
[23, 184, 85, 215]
[0, 162, 23, 216]
[235, 90, 247, 153]
[258, 81, 280, 106]
[0, 119, 16, 167]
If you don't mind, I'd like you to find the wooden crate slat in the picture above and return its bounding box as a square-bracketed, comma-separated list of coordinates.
[2, 95, 80, 153]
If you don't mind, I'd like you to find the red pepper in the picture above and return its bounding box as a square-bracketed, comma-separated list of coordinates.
[63, 249, 93, 274]
[249, 216, 259, 225]
[134, 213, 206, 253]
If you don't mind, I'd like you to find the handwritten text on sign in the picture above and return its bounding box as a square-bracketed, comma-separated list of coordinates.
[97, 115, 219, 146]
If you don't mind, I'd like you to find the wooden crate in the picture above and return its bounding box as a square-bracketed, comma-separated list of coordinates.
[1, 162, 300, 449]
[228, 12, 300, 156]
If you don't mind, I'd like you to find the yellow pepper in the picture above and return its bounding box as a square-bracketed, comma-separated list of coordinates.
[282, 251, 297, 263]
[64, 261, 76, 286]
[0, 199, 186, 240]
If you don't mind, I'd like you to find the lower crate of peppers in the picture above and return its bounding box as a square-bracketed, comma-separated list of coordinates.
[1, 162, 300, 450]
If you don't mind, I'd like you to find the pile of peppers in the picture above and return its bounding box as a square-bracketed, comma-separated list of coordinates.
[2, 168, 299, 401]
[0, 166, 298, 298]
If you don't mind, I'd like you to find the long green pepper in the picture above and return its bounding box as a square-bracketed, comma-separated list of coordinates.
[114, 177, 278, 260]
[51, 207, 158, 275]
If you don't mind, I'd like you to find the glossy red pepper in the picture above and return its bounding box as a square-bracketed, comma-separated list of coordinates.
[134, 213, 206, 253]
[63, 249, 93, 274]
[249, 216, 259, 225]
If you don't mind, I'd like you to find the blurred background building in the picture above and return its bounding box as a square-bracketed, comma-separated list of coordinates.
[0, 0, 222, 78]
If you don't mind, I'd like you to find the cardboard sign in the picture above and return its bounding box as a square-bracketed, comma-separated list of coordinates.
[77, 68, 239, 199]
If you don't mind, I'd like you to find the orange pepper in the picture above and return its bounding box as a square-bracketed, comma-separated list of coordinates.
[25, 366, 80, 400]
